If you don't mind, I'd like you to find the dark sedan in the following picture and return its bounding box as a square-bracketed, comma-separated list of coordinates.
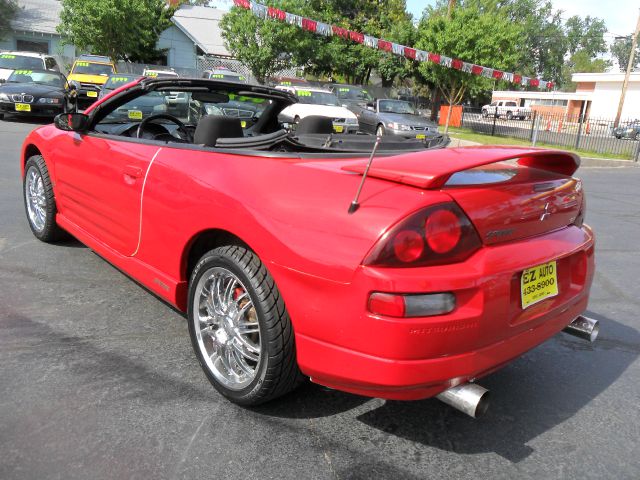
[99, 74, 143, 99]
[613, 121, 640, 140]
[0, 69, 68, 119]
[358, 99, 440, 138]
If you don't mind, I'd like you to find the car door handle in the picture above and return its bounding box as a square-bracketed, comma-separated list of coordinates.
[123, 165, 143, 179]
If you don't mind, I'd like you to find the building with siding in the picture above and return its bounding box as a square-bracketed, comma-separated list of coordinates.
[157, 6, 231, 70]
[0, 0, 76, 61]
[492, 72, 640, 121]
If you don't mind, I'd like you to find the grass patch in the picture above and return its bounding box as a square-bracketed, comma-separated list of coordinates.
[447, 127, 634, 160]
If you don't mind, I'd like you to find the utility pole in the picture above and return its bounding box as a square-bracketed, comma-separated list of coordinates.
[614, 9, 640, 128]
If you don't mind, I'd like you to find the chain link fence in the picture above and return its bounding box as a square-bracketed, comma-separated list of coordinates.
[460, 107, 640, 160]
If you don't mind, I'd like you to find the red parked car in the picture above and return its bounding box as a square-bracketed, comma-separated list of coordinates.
[20, 77, 596, 417]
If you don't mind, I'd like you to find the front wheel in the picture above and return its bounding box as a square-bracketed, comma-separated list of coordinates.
[506, 111, 513, 120]
[23, 155, 65, 242]
[187, 245, 304, 405]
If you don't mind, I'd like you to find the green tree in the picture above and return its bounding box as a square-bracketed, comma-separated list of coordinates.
[416, 0, 523, 132]
[611, 36, 640, 72]
[565, 16, 607, 57]
[501, 0, 567, 84]
[0, 0, 18, 41]
[58, 0, 175, 62]
[220, 1, 311, 84]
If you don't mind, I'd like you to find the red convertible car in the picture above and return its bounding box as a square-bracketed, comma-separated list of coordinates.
[21, 77, 596, 417]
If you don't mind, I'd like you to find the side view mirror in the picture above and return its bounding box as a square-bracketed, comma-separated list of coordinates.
[0, 78, 5, 84]
[54, 112, 90, 132]
[366, 103, 375, 111]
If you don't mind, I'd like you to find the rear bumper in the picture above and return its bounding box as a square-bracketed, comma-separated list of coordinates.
[273, 225, 595, 400]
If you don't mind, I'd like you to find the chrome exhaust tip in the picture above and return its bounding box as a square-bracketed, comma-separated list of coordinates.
[436, 383, 490, 418]
[563, 315, 599, 342]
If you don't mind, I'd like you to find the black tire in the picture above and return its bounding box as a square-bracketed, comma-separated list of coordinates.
[23, 155, 65, 242]
[481, 110, 488, 118]
[187, 245, 305, 405]
[506, 111, 513, 120]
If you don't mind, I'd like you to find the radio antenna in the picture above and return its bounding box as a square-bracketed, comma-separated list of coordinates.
[348, 135, 382, 214]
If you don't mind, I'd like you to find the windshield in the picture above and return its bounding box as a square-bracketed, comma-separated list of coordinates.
[103, 75, 142, 90]
[98, 90, 269, 127]
[0, 54, 44, 70]
[378, 100, 416, 115]
[296, 90, 340, 106]
[335, 86, 373, 102]
[7, 70, 64, 87]
[72, 61, 114, 76]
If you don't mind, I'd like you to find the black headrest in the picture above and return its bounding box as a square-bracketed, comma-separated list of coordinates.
[194, 115, 244, 147]
[296, 115, 333, 135]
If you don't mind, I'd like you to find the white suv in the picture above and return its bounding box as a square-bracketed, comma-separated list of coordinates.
[481, 100, 531, 120]
[0, 51, 60, 82]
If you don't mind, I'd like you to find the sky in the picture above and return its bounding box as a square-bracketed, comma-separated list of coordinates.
[405, 0, 639, 38]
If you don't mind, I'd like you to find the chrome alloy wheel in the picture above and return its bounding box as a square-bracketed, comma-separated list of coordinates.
[192, 267, 261, 390]
[25, 166, 46, 232]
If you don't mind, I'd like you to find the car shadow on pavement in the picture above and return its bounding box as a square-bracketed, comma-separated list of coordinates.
[259, 311, 638, 463]
[2, 309, 214, 404]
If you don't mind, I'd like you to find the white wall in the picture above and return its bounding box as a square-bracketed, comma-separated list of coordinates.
[157, 25, 197, 69]
[590, 82, 640, 120]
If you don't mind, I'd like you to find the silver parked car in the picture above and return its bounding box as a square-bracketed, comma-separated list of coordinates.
[358, 99, 439, 138]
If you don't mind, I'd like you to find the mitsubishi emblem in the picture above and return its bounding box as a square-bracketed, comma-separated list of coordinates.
[540, 202, 551, 221]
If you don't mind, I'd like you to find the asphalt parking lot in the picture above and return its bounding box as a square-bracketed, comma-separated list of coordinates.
[1, 117, 639, 480]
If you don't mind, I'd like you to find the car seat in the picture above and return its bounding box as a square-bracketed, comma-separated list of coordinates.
[194, 116, 244, 147]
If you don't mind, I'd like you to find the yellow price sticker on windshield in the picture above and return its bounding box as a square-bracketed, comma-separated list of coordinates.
[210, 74, 225, 79]
[146, 72, 158, 77]
[76, 61, 90, 67]
[1, 54, 16, 59]
[13, 70, 33, 75]
[128, 110, 143, 120]
[297, 90, 312, 97]
[111, 77, 129, 83]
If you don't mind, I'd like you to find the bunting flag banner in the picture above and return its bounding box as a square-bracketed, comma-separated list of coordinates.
[232, 0, 555, 90]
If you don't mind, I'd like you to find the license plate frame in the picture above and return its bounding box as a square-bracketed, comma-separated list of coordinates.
[15, 103, 31, 112]
[521, 260, 558, 309]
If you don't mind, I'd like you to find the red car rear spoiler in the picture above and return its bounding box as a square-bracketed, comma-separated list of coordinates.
[341, 146, 580, 189]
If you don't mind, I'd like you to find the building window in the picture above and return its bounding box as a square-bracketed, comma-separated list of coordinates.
[16, 39, 49, 54]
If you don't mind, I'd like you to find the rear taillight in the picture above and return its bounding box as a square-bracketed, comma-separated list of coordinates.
[364, 202, 481, 267]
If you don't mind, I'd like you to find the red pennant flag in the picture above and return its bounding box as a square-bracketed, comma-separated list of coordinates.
[451, 59, 463, 70]
[529, 78, 540, 87]
[302, 18, 317, 32]
[349, 31, 364, 44]
[233, 0, 250, 8]
[378, 39, 392, 52]
[332, 25, 348, 38]
[513, 74, 522, 85]
[267, 7, 285, 20]
[404, 47, 416, 60]
[471, 65, 483, 75]
[492, 70, 503, 79]
[428, 53, 441, 64]
[546, 81, 554, 89]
